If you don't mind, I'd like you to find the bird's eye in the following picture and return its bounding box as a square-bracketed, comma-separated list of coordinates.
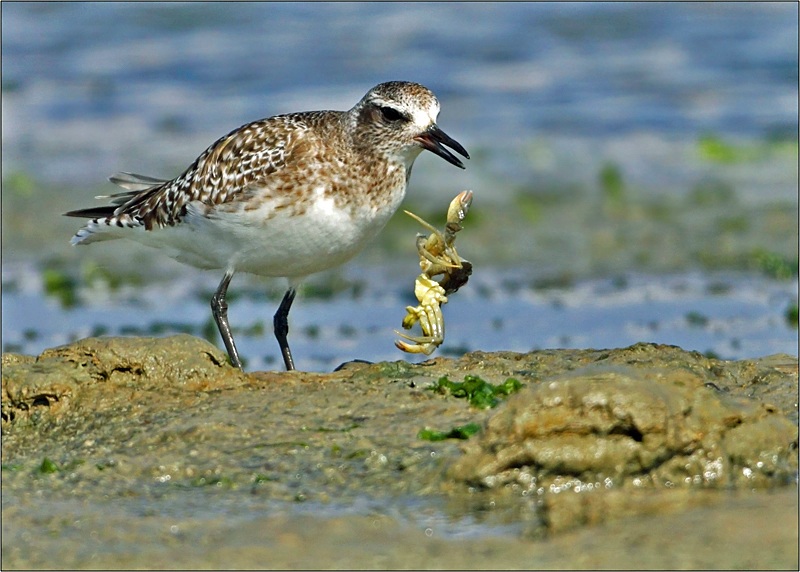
[379, 106, 406, 122]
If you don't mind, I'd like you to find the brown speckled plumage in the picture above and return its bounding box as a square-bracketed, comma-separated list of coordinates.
[67, 82, 462, 236]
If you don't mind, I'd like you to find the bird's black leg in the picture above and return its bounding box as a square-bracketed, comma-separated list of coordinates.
[274, 288, 297, 371]
[210, 270, 242, 369]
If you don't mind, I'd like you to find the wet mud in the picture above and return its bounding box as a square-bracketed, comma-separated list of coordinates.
[2, 335, 798, 569]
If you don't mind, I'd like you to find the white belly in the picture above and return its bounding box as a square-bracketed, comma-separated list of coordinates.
[129, 189, 402, 280]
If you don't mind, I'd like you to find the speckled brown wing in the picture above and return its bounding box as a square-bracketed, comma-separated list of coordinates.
[65, 113, 331, 231]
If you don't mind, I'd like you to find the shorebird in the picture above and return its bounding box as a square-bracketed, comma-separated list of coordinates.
[65, 81, 469, 371]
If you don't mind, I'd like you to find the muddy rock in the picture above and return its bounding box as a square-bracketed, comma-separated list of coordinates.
[2, 334, 247, 424]
[450, 364, 797, 491]
[448, 358, 798, 535]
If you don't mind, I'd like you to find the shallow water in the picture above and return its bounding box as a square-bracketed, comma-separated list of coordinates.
[4, 3, 797, 289]
[4, 487, 795, 569]
[3, 261, 797, 371]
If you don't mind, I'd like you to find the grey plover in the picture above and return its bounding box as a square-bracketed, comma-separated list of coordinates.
[65, 81, 469, 371]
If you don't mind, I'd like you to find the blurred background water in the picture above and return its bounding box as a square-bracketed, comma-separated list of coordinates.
[2, 2, 798, 370]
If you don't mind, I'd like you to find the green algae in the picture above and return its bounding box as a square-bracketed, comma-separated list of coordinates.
[418, 422, 482, 441]
[428, 375, 523, 409]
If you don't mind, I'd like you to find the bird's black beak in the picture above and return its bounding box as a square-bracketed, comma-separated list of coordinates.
[415, 125, 470, 169]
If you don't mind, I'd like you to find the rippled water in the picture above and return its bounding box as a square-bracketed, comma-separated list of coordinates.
[4, 2, 797, 192]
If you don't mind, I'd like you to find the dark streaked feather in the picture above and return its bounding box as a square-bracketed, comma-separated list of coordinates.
[64, 205, 118, 219]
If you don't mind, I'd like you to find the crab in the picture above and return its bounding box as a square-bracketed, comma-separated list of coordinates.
[395, 190, 473, 355]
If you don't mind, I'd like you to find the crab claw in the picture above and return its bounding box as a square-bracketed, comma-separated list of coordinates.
[447, 190, 473, 226]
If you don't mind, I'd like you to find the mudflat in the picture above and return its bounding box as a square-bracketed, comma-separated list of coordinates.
[2, 335, 797, 569]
